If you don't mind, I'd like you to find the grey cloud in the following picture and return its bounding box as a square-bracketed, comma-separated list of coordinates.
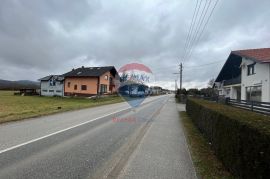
[0, 0, 269, 89]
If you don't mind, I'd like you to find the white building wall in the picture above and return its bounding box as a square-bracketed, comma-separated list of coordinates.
[40, 81, 64, 97]
[241, 58, 270, 102]
[230, 86, 236, 99]
[222, 86, 239, 99]
[216, 83, 235, 98]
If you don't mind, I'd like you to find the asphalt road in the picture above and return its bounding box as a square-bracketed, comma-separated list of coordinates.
[0, 95, 171, 178]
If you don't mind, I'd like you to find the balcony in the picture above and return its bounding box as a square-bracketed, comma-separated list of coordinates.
[223, 75, 241, 86]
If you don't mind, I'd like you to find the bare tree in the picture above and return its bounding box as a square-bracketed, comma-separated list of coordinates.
[208, 78, 215, 88]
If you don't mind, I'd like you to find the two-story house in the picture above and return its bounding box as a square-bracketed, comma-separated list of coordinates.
[214, 48, 270, 102]
[63, 66, 118, 96]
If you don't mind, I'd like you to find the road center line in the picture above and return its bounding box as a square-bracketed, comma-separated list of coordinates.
[0, 96, 167, 155]
[0, 107, 131, 155]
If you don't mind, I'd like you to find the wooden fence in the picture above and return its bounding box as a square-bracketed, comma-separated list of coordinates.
[186, 95, 270, 115]
[228, 99, 270, 115]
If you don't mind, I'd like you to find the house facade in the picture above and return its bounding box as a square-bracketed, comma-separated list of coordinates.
[150, 86, 163, 95]
[214, 48, 270, 102]
[39, 75, 64, 96]
[63, 66, 118, 96]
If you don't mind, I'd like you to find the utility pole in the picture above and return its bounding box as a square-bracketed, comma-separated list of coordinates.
[173, 62, 183, 92]
[179, 63, 183, 91]
[175, 79, 177, 93]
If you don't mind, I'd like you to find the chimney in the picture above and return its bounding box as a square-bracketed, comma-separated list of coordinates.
[82, 66, 84, 68]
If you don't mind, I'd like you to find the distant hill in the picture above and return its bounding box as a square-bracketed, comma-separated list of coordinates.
[0, 79, 39, 90]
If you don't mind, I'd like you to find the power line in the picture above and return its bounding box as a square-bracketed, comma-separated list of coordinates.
[185, 0, 212, 61]
[184, 63, 223, 72]
[151, 59, 224, 73]
[181, 0, 199, 60]
[184, 59, 224, 69]
[183, 0, 204, 63]
[184, 0, 209, 62]
[183, 0, 203, 63]
[188, 0, 209, 50]
[182, 0, 220, 64]
[185, 0, 220, 62]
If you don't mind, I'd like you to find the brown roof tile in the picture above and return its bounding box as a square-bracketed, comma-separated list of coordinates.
[63, 66, 117, 77]
[232, 48, 270, 63]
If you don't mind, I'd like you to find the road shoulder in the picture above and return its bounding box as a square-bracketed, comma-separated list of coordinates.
[118, 97, 197, 179]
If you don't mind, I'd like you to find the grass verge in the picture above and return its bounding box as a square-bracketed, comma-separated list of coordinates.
[180, 111, 235, 179]
[0, 91, 124, 124]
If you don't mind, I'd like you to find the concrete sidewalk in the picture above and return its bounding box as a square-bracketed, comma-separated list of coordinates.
[118, 97, 197, 179]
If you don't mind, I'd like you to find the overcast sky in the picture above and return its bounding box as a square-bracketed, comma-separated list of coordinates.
[0, 0, 269, 89]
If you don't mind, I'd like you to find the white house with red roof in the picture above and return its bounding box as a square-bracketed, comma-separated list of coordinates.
[214, 48, 270, 102]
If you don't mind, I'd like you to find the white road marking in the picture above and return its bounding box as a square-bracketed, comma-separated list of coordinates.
[0, 95, 168, 155]
[0, 107, 131, 155]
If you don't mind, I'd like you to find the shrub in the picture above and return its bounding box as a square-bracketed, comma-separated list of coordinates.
[186, 98, 270, 179]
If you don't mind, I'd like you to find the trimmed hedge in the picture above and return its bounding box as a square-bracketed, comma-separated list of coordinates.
[186, 98, 270, 179]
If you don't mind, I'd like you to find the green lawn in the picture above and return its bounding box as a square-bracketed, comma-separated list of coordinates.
[180, 111, 235, 179]
[0, 91, 124, 124]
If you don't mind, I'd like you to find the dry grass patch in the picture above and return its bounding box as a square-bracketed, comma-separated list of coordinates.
[0, 91, 123, 123]
[180, 111, 235, 179]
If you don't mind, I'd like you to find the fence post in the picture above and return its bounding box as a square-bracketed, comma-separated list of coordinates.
[225, 97, 230, 105]
[251, 101, 254, 111]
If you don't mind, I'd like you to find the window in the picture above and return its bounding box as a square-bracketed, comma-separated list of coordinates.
[109, 77, 113, 84]
[100, 84, 107, 93]
[42, 90, 48, 92]
[56, 90, 62, 93]
[104, 75, 108, 80]
[49, 90, 54, 92]
[225, 89, 230, 96]
[81, 85, 87, 90]
[49, 79, 56, 86]
[246, 86, 262, 102]
[68, 82, 71, 88]
[74, 85, 77, 90]
[247, 63, 255, 76]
